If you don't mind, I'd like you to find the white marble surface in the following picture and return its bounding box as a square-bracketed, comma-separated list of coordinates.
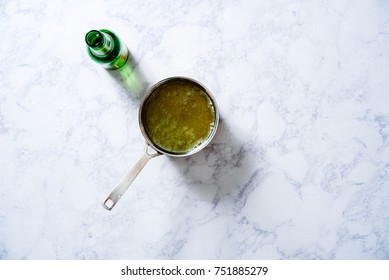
[1, 0, 389, 260]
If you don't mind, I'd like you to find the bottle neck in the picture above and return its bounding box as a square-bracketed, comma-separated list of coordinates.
[85, 30, 113, 57]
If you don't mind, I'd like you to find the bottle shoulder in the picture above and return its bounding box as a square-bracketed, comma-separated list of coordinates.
[86, 29, 128, 69]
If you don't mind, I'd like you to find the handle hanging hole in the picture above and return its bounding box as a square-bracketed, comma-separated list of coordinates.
[102, 198, 115, 211]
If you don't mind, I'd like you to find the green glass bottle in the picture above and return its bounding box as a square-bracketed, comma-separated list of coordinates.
[85, 29, 129, 69]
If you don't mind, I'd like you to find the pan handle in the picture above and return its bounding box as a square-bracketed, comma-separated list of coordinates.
[102, 144, 161, 211]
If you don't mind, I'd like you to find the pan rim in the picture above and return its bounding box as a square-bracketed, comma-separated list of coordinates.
[138, 76, 219, 157]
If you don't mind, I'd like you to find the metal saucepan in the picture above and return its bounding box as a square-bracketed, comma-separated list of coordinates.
[102, 76, 219, 210]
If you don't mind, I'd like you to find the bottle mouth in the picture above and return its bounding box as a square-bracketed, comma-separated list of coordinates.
[85, 30, 103, 47]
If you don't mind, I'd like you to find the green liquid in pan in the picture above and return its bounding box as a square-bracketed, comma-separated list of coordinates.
[143, 81, 215, 154]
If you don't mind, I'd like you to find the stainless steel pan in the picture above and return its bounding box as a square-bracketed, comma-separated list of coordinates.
[102, 77, 219, 210]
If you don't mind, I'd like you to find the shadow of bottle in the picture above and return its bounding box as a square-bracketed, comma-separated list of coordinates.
[106, 51, 149, 102]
